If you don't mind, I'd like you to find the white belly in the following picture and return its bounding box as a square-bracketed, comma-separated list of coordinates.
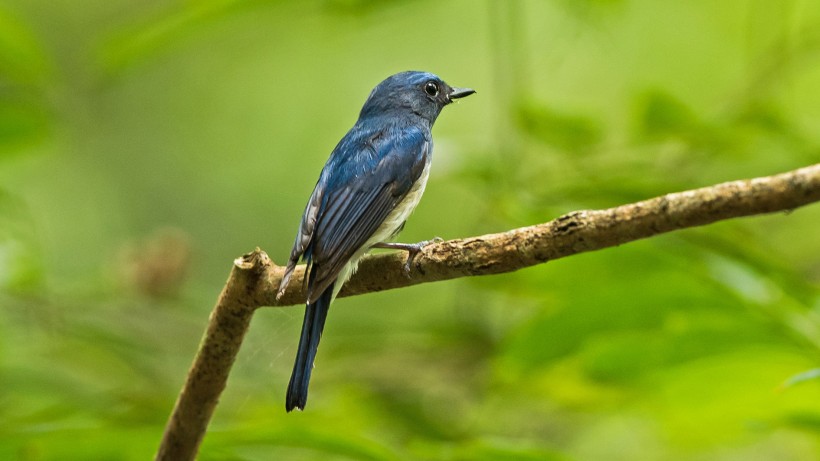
[373, 160, 431, 242]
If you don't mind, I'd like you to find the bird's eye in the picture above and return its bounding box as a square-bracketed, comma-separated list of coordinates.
[424, 81, 439, 97]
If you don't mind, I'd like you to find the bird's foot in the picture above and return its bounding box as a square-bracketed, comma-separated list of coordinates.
[372, 237, 443, 276]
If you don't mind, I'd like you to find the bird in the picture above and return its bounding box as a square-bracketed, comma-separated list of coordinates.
[276, 71, 475, 412]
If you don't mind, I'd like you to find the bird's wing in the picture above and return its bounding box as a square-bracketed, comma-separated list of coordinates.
[277, 170, 326, 299]
[304, 127, 430, 302]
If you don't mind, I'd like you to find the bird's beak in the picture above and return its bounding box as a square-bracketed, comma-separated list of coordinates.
[448, 87, 476, 101]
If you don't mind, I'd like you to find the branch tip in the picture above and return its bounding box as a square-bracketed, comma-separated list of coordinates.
[234, 248, 271, 271]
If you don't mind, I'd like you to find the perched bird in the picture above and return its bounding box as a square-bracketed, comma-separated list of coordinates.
[277, 71, 475, 411]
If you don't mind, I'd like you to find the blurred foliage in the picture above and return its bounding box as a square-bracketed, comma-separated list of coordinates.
[1, 0, 819, 460]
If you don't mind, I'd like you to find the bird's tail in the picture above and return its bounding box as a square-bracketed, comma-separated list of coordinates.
[286, 282, 334, 412]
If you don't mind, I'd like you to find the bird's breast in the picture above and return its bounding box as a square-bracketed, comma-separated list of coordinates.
[379, 159, 431, 240]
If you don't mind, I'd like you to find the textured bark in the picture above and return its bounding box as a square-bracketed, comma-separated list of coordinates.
[157, 163, 820, 461]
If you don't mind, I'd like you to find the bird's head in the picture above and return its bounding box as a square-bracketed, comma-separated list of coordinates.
[359, 71, 475, 124]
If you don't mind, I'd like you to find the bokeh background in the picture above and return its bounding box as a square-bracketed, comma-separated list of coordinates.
[2, 0, 820, 460]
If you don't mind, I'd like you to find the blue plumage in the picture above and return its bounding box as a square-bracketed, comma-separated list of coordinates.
[278, 71, 474, 411]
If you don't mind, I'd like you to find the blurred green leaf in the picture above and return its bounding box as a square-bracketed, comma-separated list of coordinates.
[780, 368, 820, 390]
[96, 0, 263, 76]
[515, 102, 603, 154]
[635, 89, 700, 140]
[0, 191, 43, 292]
[0, 6, 52, 152]
[0, 5, 50, 83]
[0, 100, 50, 152]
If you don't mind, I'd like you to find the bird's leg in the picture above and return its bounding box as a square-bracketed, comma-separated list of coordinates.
[372, 237, 443, 275]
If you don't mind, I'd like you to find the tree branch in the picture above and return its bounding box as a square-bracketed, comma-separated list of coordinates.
[156, 163, 820, 460]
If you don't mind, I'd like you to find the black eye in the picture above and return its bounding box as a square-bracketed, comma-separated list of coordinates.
[424, 81, 439, 97]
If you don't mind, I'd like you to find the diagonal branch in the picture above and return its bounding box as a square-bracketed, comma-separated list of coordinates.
[156, 163, 820, 461]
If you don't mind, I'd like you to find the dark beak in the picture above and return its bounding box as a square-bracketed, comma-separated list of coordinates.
[448, 87, 476, 101]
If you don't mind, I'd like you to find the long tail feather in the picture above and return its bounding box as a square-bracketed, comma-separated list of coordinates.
[286, 282, 334, 411]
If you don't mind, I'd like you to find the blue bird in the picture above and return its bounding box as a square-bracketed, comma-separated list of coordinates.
[277, 71, 475, 411]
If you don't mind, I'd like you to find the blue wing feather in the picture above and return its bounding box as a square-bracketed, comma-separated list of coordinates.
[303, 125, 429, 300]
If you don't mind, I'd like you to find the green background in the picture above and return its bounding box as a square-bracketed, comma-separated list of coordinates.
[1, 0, 819, 459]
